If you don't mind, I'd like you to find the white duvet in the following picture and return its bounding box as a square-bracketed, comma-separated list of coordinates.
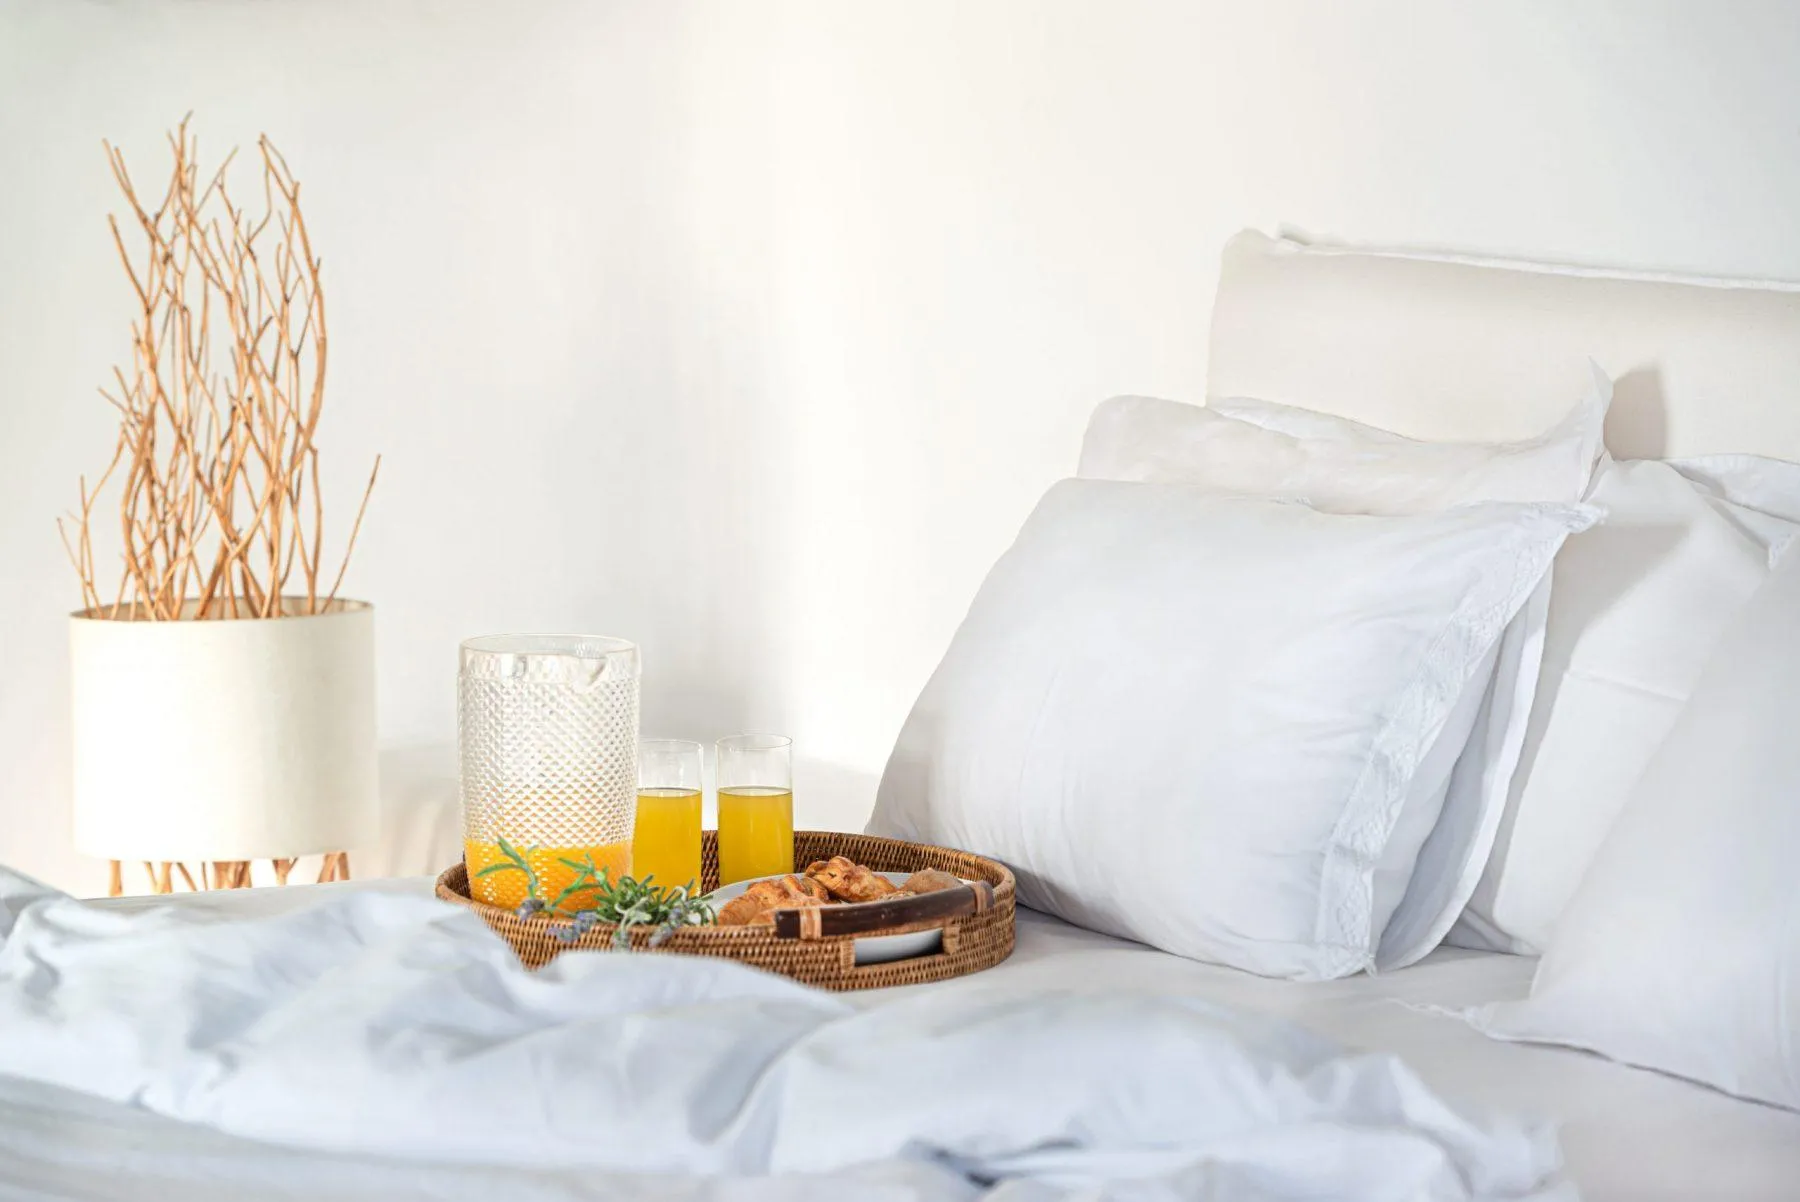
[0, 871, 1567, 1201]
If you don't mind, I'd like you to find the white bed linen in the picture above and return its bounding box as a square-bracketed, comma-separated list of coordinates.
[61, 882, 1800, 1202]
[0, 1075, 976, 1202]
[918, 912, 1800, 1202]
[1, 873, 1559, 1202]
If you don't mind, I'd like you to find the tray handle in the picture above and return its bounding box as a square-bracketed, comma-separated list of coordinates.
[771, 880, 995, 940]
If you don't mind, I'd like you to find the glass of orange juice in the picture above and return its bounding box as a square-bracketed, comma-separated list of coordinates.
[634, 738, 704, 894]
[459, 635, 640, 913]
[716, 733, 793, 885]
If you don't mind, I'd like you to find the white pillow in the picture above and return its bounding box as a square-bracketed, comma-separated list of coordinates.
[1471, 545, 1800, 1110]
[868, 480, 1595, 980]
[1075, 376, 1608, 968]
[1451, 455, 1800, 953]
[1192, 396, 1800, 956]
[1079, 366, 1608, 514]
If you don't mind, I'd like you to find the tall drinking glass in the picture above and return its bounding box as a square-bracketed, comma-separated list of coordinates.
[715, 733, 793, 885]
[459, 635, 639, 911]
[634, 738, 704, 894]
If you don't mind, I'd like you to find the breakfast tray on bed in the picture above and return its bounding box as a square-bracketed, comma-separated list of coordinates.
[436, 831, 1016, 990]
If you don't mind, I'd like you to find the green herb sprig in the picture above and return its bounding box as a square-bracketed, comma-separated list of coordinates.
[476, 840, 715, 949]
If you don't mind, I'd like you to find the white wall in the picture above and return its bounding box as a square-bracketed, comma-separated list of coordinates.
[4, 0, 1799, 896]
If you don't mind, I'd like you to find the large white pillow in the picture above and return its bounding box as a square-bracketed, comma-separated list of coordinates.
[1471, 546, 1800, 1110]
[1074, 378, 1608, 969]
[868, 480, 1594, 980]
[1451, 455, 1800, 953]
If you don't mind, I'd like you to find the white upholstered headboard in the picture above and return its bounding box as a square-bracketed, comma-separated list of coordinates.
[1206, 231, 1800, 463]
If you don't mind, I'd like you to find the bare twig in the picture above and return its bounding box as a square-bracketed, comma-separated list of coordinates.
[324, 455, 380, 608]
[70, 121, 376, 620]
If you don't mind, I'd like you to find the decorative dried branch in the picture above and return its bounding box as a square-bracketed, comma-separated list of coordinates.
[66, 117, 376, 620]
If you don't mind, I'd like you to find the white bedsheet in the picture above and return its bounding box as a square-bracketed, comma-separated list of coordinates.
[905, 909, 1800, 1202]
[0, 870, 1560, 1202]
[46, 878, 1800, 1201]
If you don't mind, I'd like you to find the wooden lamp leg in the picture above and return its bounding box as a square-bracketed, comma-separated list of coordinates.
[111, 855, 335, 895]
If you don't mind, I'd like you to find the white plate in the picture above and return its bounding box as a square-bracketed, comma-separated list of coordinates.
[707, 870, 956, 965]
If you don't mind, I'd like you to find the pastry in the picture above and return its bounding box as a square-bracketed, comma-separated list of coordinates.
[898, 868, 962, 895]
[805, 855, 901, 903]
[716, 893, 766, 926]
[716, 874, 829, 926]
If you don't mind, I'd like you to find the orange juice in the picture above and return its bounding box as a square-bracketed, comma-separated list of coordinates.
[464, 838, 631, 911]
[717, 786, 793, 885]
[632, 787, 703, 893]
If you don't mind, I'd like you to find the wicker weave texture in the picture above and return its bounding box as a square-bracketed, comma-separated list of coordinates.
[436, 831, 1016, 990]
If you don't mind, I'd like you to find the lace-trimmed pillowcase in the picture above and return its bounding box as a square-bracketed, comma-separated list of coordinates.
[869, 480, 1595, 979]
[1071, 370, 1609, 968]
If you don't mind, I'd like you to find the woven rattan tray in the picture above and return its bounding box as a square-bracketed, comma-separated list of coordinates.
[436, 830, 1015, 990]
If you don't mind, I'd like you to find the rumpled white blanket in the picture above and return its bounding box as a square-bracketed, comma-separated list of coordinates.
[0, 870, 1568, 1201]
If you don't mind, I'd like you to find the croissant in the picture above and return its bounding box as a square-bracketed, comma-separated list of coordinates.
[716, 874, 830, 926]
[805, 856, 901, 903]
[715, 894, 766, 926]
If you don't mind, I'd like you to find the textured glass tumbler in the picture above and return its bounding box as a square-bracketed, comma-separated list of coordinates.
[459, 635, 640, 910]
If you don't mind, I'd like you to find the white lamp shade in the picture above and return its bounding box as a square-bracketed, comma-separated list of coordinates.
[70, 600, 378, 862]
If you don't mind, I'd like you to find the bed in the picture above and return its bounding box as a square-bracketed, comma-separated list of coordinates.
[71, 879, 1800, 1201]
[14, 231, 1800, 1200]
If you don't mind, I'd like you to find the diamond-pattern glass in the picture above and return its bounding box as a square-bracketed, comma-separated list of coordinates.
[458, 635, 640, 858]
